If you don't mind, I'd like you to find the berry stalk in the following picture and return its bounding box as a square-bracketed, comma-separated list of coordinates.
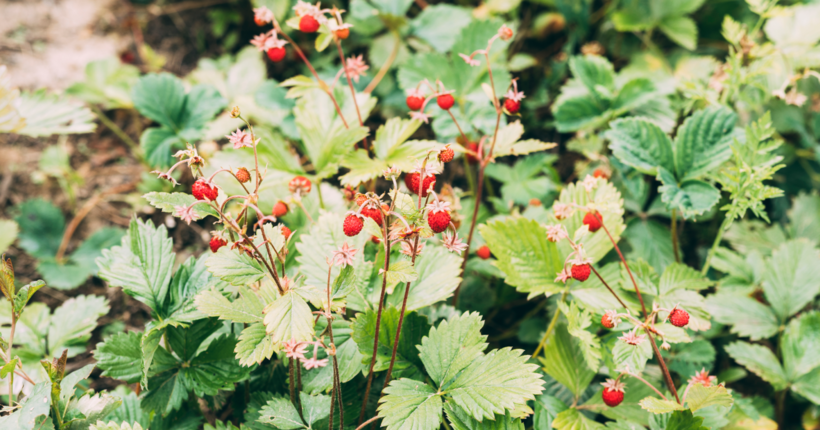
[335, 38, 369, 152]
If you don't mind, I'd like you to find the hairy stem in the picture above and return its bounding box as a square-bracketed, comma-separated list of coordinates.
[590, 266, 628, 309]
[8, 316, 15, 407]
[364, 31, 400, 94]
[326, 265, 344, 428]
[592, 212, 648, 316]
[671, 209, 680, 263]
[647, 331, 681, 403]
[452, 159, 485, 306]
[335, 40, 369, 152]
[532, 290, 568, 358]
[628, 372, 668, 401]
[382, 235, 421, 389]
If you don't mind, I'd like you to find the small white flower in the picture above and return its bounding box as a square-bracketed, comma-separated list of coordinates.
[546, 224, 568, 242]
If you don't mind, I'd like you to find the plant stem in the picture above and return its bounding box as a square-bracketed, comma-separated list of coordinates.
[447, 110, 469, 145]
[647, 331, 681, 403]
[590, 266, 628, 309]
[358, 225, 392, 425]
[701, 216, 731, 276]
[671, 209, 680, 263]
[356, 417, 379, 430]
[8, 316, 15, 407]
[326, 265, 344, 429]
[592, 212, 648, 317]
[90, 105, 146, 166]
[452, 158, 485, 306]
[381, 235, 421, 389]
[364, 31, 400, 94]
[532, 290, 568, 358]
[627, 372, 668, 401]
[335, 40, 369, 152]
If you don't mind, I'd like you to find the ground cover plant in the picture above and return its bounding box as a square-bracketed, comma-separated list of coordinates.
[2, 0, 820, 429]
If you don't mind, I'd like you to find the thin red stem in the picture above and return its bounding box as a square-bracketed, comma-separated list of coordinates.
[335, 39, 369, 152]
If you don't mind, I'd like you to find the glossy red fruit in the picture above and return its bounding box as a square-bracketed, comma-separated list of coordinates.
[583, 211, 603, 233]
[504, 98, 520, 114]
[406, 95, 424, 111]
[355, 194, 367, 207]
[335, 28, 350, 39]
[438, 147, 454, 163]
[427, 211, 451, 233]
[601, 313, 615, 329]
[669, 308, 690, 328]
[192, 179, 218, 201]
[267, 47, 286, 62]
[360, 204, 383, 226]
[235, 167, 251, 183]
[254, 16, 266, 26]
[281, 226, 292, 239]
[437, 93, 455, 110]
[299, 15, 320, 33]
[571, 263, 591, 282]
[465, 142, 480, 164]
[593, 168, 609, 179]
[404, 172, 436, 197]
[343, 214, 363, 237]
[289, 176, 312, 194]
[273, 201, 288, 218]
[209, 236, 227, 253]
[602, 388, 624, 407]
[477, 245, 491, 260]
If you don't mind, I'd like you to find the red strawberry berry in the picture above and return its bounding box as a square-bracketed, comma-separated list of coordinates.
[504, 98, 520, 114]
[267, 47, 286, 62]
[404, 172, 436, 197]
[235, 167, 251, 183]
[602, 387, 624, 407]
[343, 214, 364, 237]
[272, 201, 288, 218]
[593, 168, 609, 179]
[465, 142, 480, 164]
[438, 147, 454, 163]
[209, 236, 227, 253]
[583, 211, 603, 233]
[371, 235, 381, 244]
[437, 94, 455, 110]
[571, 263, 591, 282]
[335, 28, 350, 40]
[289, 176, 311, 195]
[299, 15, 320, 33]
[254, 16, 266, 26]
[281, 226, 292, 239]
[477, 245, 491, 260]
[355, 194, 368, 207]
[601, 313, 616, 329]
[360, 204, 383, 226]
[669, 308, 690, 328]
[427, 210, 451, 233]
[406, 95, 425, 111]
[192, 179, 218, 201]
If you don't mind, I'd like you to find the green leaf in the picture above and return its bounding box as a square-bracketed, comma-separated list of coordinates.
[140, 127, 184, 168]
[258, 395, 306, 429]
[206, 247, 266, 287]
[386, 245, 462, 311]
[49, 294, 109, 354]
[411, 4, 473, 52]
[552, 408, 606, 430]
[234, 322, 277, 366]
[612, 331, 654, 373]
[657, 167, 720, 218]
[612, 78, 657, 114]
[419, 312, 488, 387]
[725, 341, 788, 390]
[624, 219, 677, 274]
[0, 219, 18, 254]
[673, 106, 737, 180]
[301, 332, 366, 394]
[94, 331, 143, 383]
[13, 280, 45, 314]
[37, 227, 125, 290]
[143, 192, 219, 220]
[351, 306, 430, 372]
[658, 263, 712, 295]
[685, 384, 733, 412]
[90, 422, 145, 430]
[569, 55, 615, 96]
[97, 218, 175, 312]
[0, 357, 18, 378]
[0, 381, 52, 430]
[444, 403, 524, 430]
[659, 15, 698, 50]
[16, 90, 96, 136]
[558, 301, 601, 371]
[479, 218, 563, 298]
[194, 288, 263, 324]
[262, 289, 314, 347]
[132, 73, 186, 130]
[781, 311, 820, 381]
[552, 93, 608, 132]
[666, 410, 708, 430]
[377, 379, 442, 430]
[555, 177, 626, 263]
[607, 117, 674, 176]
[490, 120, 556, 159]
[65, 57, 140, 109]
[788, 192, 820, 241]
[383, 259, 419, 292]
[639, 396, 684, 414]
[704, 293, 779, 340]
[761, 239, 820, 320]
[539, 324, 595, 396]
[14, 198, 65, 259]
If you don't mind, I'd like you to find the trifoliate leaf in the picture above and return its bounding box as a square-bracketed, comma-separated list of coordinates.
[490, 120, 556, 159]
[569, 55, 615, 96]
[419, 312, 488, 387]
[725, 342, 788, 391]
[262, 289, 314, 346]
[685, 384, 733, 412]
[446, 347, 543, 421]
[97, 218, 175, 312]
[607, 117, 674, 176]
[657, 168, 720, 218]
[552, 92, 609, 132]
[377, 379, 442, 430]
[479, 218, 564, 298]
[639, 397, 684, 414]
